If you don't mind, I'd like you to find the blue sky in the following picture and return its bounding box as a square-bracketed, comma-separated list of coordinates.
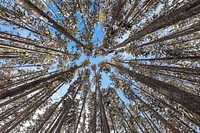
[0, 0, 133, 104]
[52, 20, 113, 100]
[50, 17, 133, 103]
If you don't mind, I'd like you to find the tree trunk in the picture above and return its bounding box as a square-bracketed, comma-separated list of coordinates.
[52, 83, 82, 133]
[74, 86, 89, 133]
[112, 102, 133, 133]
[108, 109, 117, 133]
[14, 0, 90, 50]
[129, 88, 180, 133]
[127, 62, 200, 76]
[113, 0, 200, 49]
[0, 14, 38, 34]
[0, 55, 19, 59]
[139, 87, 200, 127]
[92, 87, 97, 133]
[1, 70, 54, 90]
[0, 83, 63, 132]
[0, 66, 77, 99]
[129, 56, 200, 62]
[96, 73, 110, 133]
[0, 35, 66, 55]
[45, 108, 63, 133]
[0, 42, 51, 54]
[0, 77, 58, 108]
[34, 86, 69, 133]
[142, 111, 161, 133]
[136, 22, 200, 49]
[114, 90, 143, 132]
[107, 62, 200, 117]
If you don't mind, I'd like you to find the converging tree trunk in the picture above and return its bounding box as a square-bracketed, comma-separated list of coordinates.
[107, 62, 200, 116]
[113, 0, 200, 49]
[14, 0, 90, 50]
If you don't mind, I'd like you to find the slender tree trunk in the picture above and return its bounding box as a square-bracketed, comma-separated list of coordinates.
[14, 0, 90, 50]
[113, 102, 133, 133]
[0, 64, 51, 69]
[99, 99, 103, 133]
[0, 31, 74, 56]
[1, 70, 55, 90]
[139, 87, 200, 127]
[0, 83, 63, 132]
[0, 42, 57, 55]
[114, 90, 143, 132]
[34, 87, 69, 133]
[0, 77, 58, 108]
[92, 87, 97, 133]
[103, 0, 126, 45]
[109, 0, 138, 40]
[113, 0, 200, 49]
[0, 55, 19, 59]
[139, 118, 149, 133]
[0, 81, 49, 121]
[108, 109, 117, 133]
[96, 73, 110, 133]
[52, 83, 82, 133]
[127, 56, 200, 62]
[0, 15, 38, 34]
[0, 66, 77, 99]
[5, 69, 48, 80]
[151, 71, 200, 85]
[45, 108, 63, 133]
[141, 111, 157, 133]
[131, 89, 179, 133]
[142, 111, 161, 133]
[74, 87, 89, 133]
[126, 62, 200, 76]
[0, 35, 66, 55]
[174, 115, 198, 133]
[122, 0, 138, 26]
[0, 5, 40, 34]
[108, 62, 200, 121]
[136, 22, 200, 48]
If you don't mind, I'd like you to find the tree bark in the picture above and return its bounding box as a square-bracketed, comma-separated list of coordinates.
[125, 56, 200, 62]
[96, 73, 110, 133]
[0, 66, 77, 99]
[53, 83, 82, 133]
[74, 86, 89, 133]
[113, 0, 200, 49]
[13, 0, 90, 50]
[126, 62, 200, 76]
[114, 90, 143, 132]
[142, 111, 161, 133]
[91, 87, 97, 133]
[107, 62, 200, 117]
[129, 88, 180, 133]
[34, 86, 69, 133]
[0, 42, 52, 54]
[136, 22, 200, 49]
[0, 83, 63, 133]
[0, 14, 38, 34]
[112, 101, 134, 133]
[0, 77, 58, 108]
[0, 34, 66, 55]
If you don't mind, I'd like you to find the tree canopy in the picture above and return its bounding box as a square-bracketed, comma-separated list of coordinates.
[0, 0, 200, 132]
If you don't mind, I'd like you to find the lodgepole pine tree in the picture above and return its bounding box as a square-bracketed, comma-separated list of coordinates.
[0, 0, 199, 132]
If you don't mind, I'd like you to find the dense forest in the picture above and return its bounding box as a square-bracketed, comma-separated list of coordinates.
[0, 0, 200, 132]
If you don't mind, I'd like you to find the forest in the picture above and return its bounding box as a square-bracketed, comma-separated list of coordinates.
[0, 0, 200, 132]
